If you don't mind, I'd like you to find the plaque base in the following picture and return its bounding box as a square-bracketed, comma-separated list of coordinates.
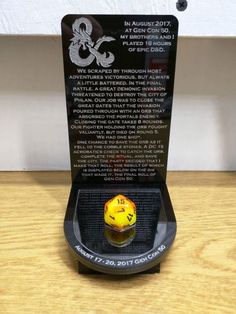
[78, 261, 160, 274]
[64, 183, 176, 275]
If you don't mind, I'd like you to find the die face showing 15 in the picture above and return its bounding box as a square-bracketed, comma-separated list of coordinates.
[104, 194, 136, 231]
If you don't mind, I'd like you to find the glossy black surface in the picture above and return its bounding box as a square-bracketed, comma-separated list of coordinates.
[62, 15, 178, 184]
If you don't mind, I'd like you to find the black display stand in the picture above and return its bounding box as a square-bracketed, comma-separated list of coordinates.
[78, 261, 160, 274]
[62, 15, 178, 275]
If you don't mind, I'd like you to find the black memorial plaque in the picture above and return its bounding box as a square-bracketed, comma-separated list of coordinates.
[62, 15, 178, 185]
[62, 15, 178, 275]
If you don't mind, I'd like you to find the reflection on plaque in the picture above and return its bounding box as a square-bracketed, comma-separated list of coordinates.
[62, 15, 178, 275]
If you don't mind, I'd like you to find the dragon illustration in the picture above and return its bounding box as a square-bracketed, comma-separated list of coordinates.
[69, 17, 115, 68]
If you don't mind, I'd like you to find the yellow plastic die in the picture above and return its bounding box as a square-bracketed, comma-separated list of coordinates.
[104, 194, 136, 231]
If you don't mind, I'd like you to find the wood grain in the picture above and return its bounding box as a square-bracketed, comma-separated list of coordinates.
[0, 171, 236, 314]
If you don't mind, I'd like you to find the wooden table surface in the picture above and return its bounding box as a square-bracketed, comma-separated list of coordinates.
[1, 171, 236, 314]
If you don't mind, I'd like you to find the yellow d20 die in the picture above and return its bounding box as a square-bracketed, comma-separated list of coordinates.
[104, 194, 136, 231]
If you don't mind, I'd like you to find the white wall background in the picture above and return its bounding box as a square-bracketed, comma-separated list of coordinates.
[0, 36, 235, 171]
[0, 0, 236, 37]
